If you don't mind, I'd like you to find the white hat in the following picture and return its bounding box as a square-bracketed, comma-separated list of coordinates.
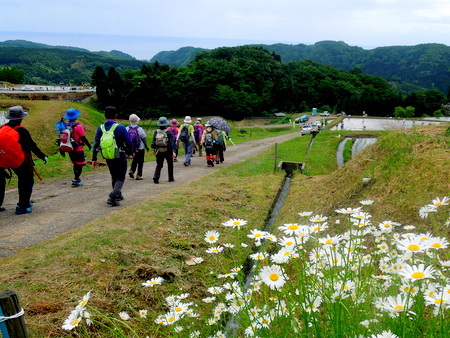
[129, 114, 140, 123]
[184, 116, 192, 123]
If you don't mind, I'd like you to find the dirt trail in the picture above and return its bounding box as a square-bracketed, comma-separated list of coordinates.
[0, 132, 300, 258]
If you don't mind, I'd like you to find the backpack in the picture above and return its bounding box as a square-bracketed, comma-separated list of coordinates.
[155, 129, 169, 152]
[193, 125, 202, 142]
[204, 132, 214, 149]
[0, 125, 25, 169]
[179, 125, 189, 143]
[216, 130, 224, 145]
[58, 123, 79, 152]
[99, 123, 119, 159]
[127, 125, 140, 153]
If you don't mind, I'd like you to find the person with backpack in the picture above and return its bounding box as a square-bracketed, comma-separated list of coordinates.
[168, 119, 179, 162]
[59, 108, 92, 187]
[126, 114, 149, 180]
[151, 116, 176, 184]
[193, 118, 205, 157]
[214, 129, 229, 164]
[176, 116, 196, 167]
[91, 106, 133, 207]
[200, 122, 218, 167]
[0, 106, 47, 214]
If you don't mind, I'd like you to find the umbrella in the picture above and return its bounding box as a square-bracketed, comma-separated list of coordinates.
[208, 117, 231, 133]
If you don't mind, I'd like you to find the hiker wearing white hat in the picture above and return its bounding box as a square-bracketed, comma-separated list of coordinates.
[176, 116, 196, 166]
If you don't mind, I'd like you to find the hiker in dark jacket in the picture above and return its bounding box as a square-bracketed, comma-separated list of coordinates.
[91, 106, 133, 207]
[0, 106, 47, 214]
[151, 117, 176, 184]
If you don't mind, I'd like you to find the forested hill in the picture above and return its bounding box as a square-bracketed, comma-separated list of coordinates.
[0, 40, 145, 85]
[151, 41, 450, 93]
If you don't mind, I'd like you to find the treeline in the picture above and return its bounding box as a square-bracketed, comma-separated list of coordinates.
[0, 45, 143, 85]
[93, 46, 448, 120]
[151, 41, 450, 94]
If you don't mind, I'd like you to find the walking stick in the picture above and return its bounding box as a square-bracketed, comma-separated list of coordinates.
[33, 167, 43, 181]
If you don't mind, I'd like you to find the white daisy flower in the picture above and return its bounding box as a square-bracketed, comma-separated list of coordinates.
[335, 207, 362, 214]
[206, 246, 224, 254]
[259, 264, 287, 290]
[139, 309, 148, 318]
[398, 264, 436, 281]
[118, 311, 130, 320]
[222, 219, 247, 229]
[204, 230, 220, 244]
[142, 277, 164, 287]
[431, 196, 449, 207]
[298, 211, 313, 217]
[359, 200, 374, 205]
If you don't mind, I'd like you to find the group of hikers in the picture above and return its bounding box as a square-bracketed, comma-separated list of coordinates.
[0, 105, 229, 213]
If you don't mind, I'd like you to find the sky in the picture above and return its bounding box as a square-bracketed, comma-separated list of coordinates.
[1, 0, 450, 60]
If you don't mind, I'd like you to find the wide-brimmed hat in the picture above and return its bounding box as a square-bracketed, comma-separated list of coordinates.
[170, 119, 179, 126]
[129, 114, 140, 123]
[184, 116, 192, 123]
[157, 116, 170, 127]
[6, 106, 28, 120]
[64, 108, 81, 120]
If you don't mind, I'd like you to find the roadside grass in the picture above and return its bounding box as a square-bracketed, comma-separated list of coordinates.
[0, 109, 449, 336]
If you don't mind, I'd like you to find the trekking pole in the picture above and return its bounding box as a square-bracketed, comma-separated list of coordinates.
[33, 168, 43, 181]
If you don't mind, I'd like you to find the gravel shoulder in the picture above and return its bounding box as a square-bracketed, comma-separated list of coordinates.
[0, 132, 299, 258]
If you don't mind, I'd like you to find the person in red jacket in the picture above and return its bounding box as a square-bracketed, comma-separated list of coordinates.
[0, 106, 47, 214]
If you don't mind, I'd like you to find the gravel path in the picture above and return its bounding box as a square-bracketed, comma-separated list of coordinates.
[0, 132, 300, 258]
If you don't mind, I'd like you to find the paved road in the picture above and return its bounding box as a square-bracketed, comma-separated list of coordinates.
[0, 132, 300, 258]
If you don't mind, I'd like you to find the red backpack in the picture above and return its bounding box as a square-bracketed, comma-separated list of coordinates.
[0, 125, 25, 169]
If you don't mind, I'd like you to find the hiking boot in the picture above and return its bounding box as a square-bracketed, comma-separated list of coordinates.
[169, 178, 175, 182]
[15, 206, 32, 215]
[136, 175, 143, 180]
[117, 195, 124, 201]
[215, 161, 220, 164]
[128, 171, 135, 179]
[183, 162, 189, 167]
[173, 158, 178, 162]
[72, 179, 83, 187]
[0, 207, 5, 212]
[107, 197, 120, 207]
[153, 177, 159, 184]
[207, 160, 214, 167]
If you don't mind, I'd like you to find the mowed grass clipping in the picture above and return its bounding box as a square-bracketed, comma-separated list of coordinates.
[0, 120, 449, 336]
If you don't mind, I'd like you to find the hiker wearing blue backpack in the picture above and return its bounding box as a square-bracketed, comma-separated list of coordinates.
[126, 114, 149, 180]
[91, 106, 133, 207]
[151, 117, 176, 184]
[0, 106, 47, 214]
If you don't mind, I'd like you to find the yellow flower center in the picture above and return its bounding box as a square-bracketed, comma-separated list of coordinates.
[411, 272, 425, 279]
[269, 273, 279, 281]
[435, 299, 445, 304]
[286, 241, 294, 245]
[80, 300, 88, 307]
[383, 224, 391, 228]
[175, 307, 182, 312]
[407, 244, 420, 251]
[168, 316, 175, 322]
[313, 227, 322, 232]
[288, 224, 299, 230]
[70, 318, 81, 326]
[432, 243, 442, 248]
[394, 305, 404, 310]
[283, 251, 291, 256]
[233, 221, 241, 225]
[254, 233, 262, 237]
[325, 239, 333, 244]
[435, 202, 442, 206]
[209, 236, 216, 241]
[343, 285, 349, 290]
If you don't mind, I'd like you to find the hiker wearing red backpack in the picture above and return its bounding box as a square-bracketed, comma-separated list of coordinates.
[60, 108, 92, 187]
[0, 106, 47, 214]
[126, 114, 149, 180]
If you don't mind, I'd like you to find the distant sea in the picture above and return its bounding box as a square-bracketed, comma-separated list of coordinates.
[0, 31, 297, 61]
